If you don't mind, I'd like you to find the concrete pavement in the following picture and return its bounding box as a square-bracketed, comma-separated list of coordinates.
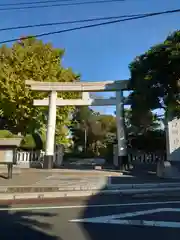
[1, 169, 180, 200]
[1, 196, 180, 239]
[0, 168, 121, 185]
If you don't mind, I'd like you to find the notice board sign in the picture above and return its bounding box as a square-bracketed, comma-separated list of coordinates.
[167, 118, 180, 161]
[0, 149, 14, 163]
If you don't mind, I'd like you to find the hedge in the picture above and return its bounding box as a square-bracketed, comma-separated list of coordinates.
[0, 130, 15, 138]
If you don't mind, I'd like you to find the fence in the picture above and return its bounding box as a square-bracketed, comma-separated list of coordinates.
[15, 148, 64, 168]
[15, 148, 165, 169]
[113, 144, 165, 167]
[128, 151, 166, 164]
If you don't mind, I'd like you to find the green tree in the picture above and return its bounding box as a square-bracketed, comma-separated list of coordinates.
[124, 108, 161, 135]
[0, 37, 80, 143]
[96, 114, 116, 144]
[129, 30, 180, 121]
[71, 107, 117, 156]
[70, 106, 95, 152]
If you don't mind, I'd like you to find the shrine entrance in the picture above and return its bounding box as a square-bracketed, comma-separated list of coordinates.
[26, 80, 129, 169]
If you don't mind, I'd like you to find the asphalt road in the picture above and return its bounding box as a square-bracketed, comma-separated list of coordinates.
[1, 195, 180, 239]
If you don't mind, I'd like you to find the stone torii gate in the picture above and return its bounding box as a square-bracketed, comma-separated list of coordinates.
[26, 80, 130, 169]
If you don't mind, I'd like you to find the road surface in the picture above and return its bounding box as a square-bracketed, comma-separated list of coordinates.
[1, 195, 180, 239]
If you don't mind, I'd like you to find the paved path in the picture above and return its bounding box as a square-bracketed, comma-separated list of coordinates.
[0, 169, 119, 186]
[1, 196, 180, 239]
[0, 168, 180, 197]
[0, 168, 179, 187]
[34, 175, 107, 190]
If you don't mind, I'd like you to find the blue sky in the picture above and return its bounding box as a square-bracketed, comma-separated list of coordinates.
[1, 0, 180, 115]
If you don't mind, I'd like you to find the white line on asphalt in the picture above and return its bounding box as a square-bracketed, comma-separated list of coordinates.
[70, 208, 180, 228]
[70, 208, 180, 223]
[81, 219, 180, 228]
[1, 200, 180, 211]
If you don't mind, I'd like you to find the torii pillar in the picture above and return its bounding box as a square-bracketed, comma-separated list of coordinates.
[43, 91, 57, 169]
[116, 90, 127, 169]
[26, 80, 130, 169]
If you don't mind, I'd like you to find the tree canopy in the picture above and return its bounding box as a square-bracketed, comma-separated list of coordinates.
[0, 37, 80, 143]
[129, 30, 180, 120]
[70, 106, 163, 159]
[70, 106, 117, 156]
[115, 108, 160, 135]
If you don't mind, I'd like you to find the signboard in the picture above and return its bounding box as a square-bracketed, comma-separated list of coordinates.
[167, 118, 180, 161]
[0, 149, 14, 163]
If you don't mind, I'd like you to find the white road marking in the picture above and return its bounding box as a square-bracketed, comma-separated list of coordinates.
[70, 208, 180, 228]
[71, 208, 180, 223]
[0, 200, 180, 211]
[82, 219, 180, 228]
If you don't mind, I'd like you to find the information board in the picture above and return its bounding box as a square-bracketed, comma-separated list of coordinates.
[167, 118, 180, 161]
[0, 149, 14, 163]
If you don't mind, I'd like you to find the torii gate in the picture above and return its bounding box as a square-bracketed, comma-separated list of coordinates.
[26, 80, 130, 169]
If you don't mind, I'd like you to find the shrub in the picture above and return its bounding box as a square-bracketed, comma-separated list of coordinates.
[20, 134, 36, 149]
[0, 130, 14, 138]
[20, 132, 45, 150]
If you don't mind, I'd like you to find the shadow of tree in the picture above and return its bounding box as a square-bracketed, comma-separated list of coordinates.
[79, 186, 122, 240]
[0, 205, 61, 239]
[80, 185, 180, 240]
[80, 178, 180, 240]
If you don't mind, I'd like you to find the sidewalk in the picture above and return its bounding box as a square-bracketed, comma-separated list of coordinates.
[0, 168, 180, 201]
[1, 168, 180, 189]
[0, 168, 120, 191]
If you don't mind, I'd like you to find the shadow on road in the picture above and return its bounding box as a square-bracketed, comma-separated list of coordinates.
[0, 204, 61, 239]
[79, 179, 180, 240]
[79, 185, 120, 240]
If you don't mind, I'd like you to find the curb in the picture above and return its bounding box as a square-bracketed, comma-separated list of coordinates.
[1, 187, 180, 201]
[1, 181, 180, 194]
[108, 182, 180, 189]
[16, 168, 122, 176]
[0, 186, 104, 193]
[132, 192, 180, 199]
